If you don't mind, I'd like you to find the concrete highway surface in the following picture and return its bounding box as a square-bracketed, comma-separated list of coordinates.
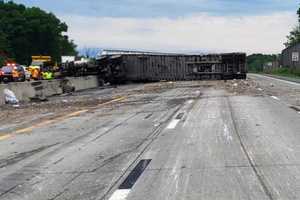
[0, 74, 300, 200]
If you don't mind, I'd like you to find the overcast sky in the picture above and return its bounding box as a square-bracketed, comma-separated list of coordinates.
[14, 0, 299, 54]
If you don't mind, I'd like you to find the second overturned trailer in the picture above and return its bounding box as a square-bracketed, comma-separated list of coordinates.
[97, 52, 247, 83]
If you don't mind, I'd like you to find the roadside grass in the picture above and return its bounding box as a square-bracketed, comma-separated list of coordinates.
[266, 68, 300, 80]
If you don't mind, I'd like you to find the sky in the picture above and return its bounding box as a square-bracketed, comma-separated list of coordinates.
[14, 0, 300, 54]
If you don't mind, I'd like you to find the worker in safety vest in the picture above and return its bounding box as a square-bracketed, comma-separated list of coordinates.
[42, 71, 53, 80]
[12, 68, 19, 80]
[31, 67, 40, 80]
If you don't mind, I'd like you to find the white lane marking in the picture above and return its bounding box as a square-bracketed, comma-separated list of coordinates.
[109, 189, 131, 200]
[223, 124, 233, 142]
[251, 74, 300, 86]
[187, 100, 194, 104]
[167, 119, 180, 129]
[271, 96, 280, 100]
[154, 123, 160, 127]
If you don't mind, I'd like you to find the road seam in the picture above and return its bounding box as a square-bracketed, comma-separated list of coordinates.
[227, 97, 275, 200]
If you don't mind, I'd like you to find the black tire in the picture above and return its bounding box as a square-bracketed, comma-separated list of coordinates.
[19, 75, 26, 82]
[3, 77, 10, 83]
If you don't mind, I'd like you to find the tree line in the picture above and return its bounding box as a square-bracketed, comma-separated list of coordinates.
[247, 6, 300, 72]
[285, 7, 300, 47]
[246, 54, 278, 72]
[0, 1, 77, 66]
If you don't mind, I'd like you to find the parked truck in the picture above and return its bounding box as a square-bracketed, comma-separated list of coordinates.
[29, 56, 56, 80]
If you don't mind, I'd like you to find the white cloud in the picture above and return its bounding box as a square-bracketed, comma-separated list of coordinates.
[61, 12, 297, 54]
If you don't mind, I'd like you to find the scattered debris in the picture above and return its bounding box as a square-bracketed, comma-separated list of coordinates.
[0, 78, 298, 129]
[4, 89, 19, 105]
[222, 79, 264, 96]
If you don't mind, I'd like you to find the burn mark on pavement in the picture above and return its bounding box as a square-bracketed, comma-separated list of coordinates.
[107, 160, 151, 199]
[290, 106, 300, 112]
[119, 159, 151, 189]
[176, 113, 184, 120]
[167, 98, 187, 107]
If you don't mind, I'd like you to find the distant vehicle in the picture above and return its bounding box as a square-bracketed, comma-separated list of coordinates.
[20, 65, 31, 81]
[0, 63, 26, 83]
[61, 56, 75, 63]
[1, 65, 15, 83]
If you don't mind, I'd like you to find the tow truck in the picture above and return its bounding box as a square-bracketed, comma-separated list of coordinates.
[29, 56, 61, 80]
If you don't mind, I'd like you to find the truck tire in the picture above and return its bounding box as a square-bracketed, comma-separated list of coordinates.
[3, 77, 10, 83]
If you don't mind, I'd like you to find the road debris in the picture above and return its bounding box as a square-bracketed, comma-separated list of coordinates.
[4, 89, 19, 105]
[222, 78, 264, 96]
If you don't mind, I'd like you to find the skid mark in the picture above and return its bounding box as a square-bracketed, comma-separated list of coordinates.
[0, 143, 59, 169]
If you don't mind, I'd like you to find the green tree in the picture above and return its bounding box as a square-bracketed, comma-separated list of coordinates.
[247, 54, 278, 72]
[0, 1, 77, 65]
[285, 7, 300, 47]
[60, 35, 77, 56]
[0, 30, 10, 66]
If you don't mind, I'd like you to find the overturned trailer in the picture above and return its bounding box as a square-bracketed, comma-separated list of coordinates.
[97, 53, 247, 83]
[61, 58, 99, 77]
